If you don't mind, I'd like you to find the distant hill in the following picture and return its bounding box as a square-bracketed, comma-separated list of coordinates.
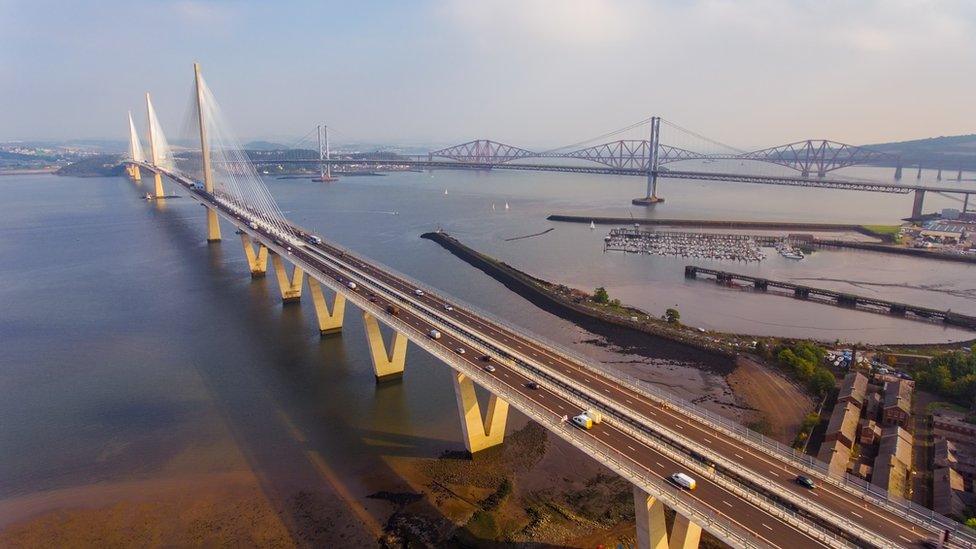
[244, 140, 289, 151]
[56, 155, 124, 177]
[865, 134, 976, 171]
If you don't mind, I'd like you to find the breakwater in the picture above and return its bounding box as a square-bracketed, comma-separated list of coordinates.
[421, 231, 736, 369]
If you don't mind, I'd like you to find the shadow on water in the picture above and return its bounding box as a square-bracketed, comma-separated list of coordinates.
[139, 181, 462, 545]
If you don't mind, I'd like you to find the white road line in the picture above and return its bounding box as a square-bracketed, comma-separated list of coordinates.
[655, 461, 664, 469]
[702, 438, 711, 443]
[768, 471, 779, 477]
[734, 453, 744, 460]
[898, 535, 911, 543]
[850, 511, 862, 519]
[762, 523, 773, 531]
[722, 500, 733, 508]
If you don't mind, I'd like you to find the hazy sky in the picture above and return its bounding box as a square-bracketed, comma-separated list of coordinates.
[1, 0, 974, 148]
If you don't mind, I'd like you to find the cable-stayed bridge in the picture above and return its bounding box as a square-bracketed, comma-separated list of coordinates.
[123, 64, 971, 549]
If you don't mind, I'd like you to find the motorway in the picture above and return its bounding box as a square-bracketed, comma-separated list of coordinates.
[137, 162, 959, 548]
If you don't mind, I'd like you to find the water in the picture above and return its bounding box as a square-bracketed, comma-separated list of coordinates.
[1, 170, 974, 538]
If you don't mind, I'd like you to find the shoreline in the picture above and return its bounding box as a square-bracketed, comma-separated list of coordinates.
[421, 231, 736, 373]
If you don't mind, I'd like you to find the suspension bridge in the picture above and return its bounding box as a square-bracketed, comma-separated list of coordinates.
[123, 63, 971, 549]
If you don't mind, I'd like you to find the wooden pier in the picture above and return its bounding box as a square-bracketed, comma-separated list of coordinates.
[685, 265, 976, 330]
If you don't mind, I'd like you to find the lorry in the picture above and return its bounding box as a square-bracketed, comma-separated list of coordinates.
[670, 473, 697, 491]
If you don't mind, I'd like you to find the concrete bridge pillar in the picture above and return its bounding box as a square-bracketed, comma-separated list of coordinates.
[271, 253, 304, 303]
[152, 172, 165, 198]
[912, 189, 926, 218]
[452, 371, 509, 454]
[206, 210, 222, 242]
[633, 487, 702, 549]
[130, 165, 142, 182]
[241, 234, 269, 278]
[362, 311, 408, 380]
[308, 278, 345, 335]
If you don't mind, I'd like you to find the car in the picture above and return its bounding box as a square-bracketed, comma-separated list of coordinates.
[670, 473, 697, 491]
[414, 289, 425, 296]
[386, 304, 400, 315]
[347, 281, 357, 290]
[526, 381, 539, 390]
[428, 329, 441, 340]
[455, 347, 465, 355]
[571, 413, 593, 430]
[368, 295, 378, 303]
[444, 304, 454, 311]
[479, 354, 492, 362]
[795, 475, 816, 489]
[484, 364, 496, 373]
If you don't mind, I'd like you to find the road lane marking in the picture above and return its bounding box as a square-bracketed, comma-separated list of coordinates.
[627, 445, 637, 452]
[722, 500, 733, 508]
[850, 511, 862, 518]
[899, 535, 911, 543]
[734, 453, 744, 459]
[768, 471, 779, 477]
[762, 523, 773, 531]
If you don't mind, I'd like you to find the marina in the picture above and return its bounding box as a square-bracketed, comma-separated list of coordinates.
[602, 226, 800, 262]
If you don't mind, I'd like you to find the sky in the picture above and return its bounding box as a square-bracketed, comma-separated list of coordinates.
[1, 0, 974, 149]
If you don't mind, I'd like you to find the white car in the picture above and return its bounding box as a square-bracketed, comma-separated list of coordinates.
[428, 329, 442, 340]
[414, 289, 425, 296]
[455, 347, 465, 355]
[347, 281, 357, 290]
[483, 364, 496, 373]
[444, 304, 454, 311]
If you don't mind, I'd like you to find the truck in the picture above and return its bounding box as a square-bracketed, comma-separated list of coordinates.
[670, 473, 697, 491]
[571, 413, 594, 430]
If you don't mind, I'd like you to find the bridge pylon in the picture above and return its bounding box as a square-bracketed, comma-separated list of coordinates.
[452, 371, 509, 455]
[194, 62, 221, 242]
[361, 311, 408, 380]
[308, 278, 345, 335]
[632, 117, 665, 206]
[633, 487, 701, 549]
[145, 92, 166, 198]
[126, 111, 143, 182]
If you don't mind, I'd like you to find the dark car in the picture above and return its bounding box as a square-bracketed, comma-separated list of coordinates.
[386, 304, 400, 315]
[526, 381, 540, 390]
[795, 475, 816, 489]
[479, 354, 492, 362]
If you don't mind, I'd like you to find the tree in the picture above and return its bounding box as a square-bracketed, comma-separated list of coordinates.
[809, 369, 836, 396]
[593, 287, 610, 304]
[966, 517, 976, 530]
[665, 307, 681, 324]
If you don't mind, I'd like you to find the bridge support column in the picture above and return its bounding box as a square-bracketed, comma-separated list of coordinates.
[152, 172, 165, 198]
[669, 514, 702, 549]
[271, 253, 304, 303]
[912, 189, 926, 218]
[633, 487, 668, 549]
[633, 487, 701, 549]
[206, 208, 222, 242]
[362, 311, 408, 380]
[131, 165, 142, 182]
[452, 371, 509, 455]
[309, 278, 345, 335]
[241, 234, 269, 278]
[633, 117, 665, 206]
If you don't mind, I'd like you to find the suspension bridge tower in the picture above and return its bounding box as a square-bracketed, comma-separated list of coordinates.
[632, 116, 665, 206]
[145, 92, 166, 198]
[313, 124, 338, 182]
[126, 111, 142, 182]
[194, 62, 222, 242]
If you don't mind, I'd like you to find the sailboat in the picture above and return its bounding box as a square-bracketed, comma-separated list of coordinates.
[444, 189, 448, 195]
[491, 203, 496, 211]
[590, 221, 596, 230]
[504, 202, 510, 210]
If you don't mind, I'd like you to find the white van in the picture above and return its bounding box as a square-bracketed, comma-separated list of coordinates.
[429, 329, 442, 340]
[347, 281, 357, 290]
[414, 289, 425, 296]
[670, 472, 697, 491]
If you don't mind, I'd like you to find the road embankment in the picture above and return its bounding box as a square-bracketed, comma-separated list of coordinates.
[420, 231, 735, 371]
[547, 214, 872, 234]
